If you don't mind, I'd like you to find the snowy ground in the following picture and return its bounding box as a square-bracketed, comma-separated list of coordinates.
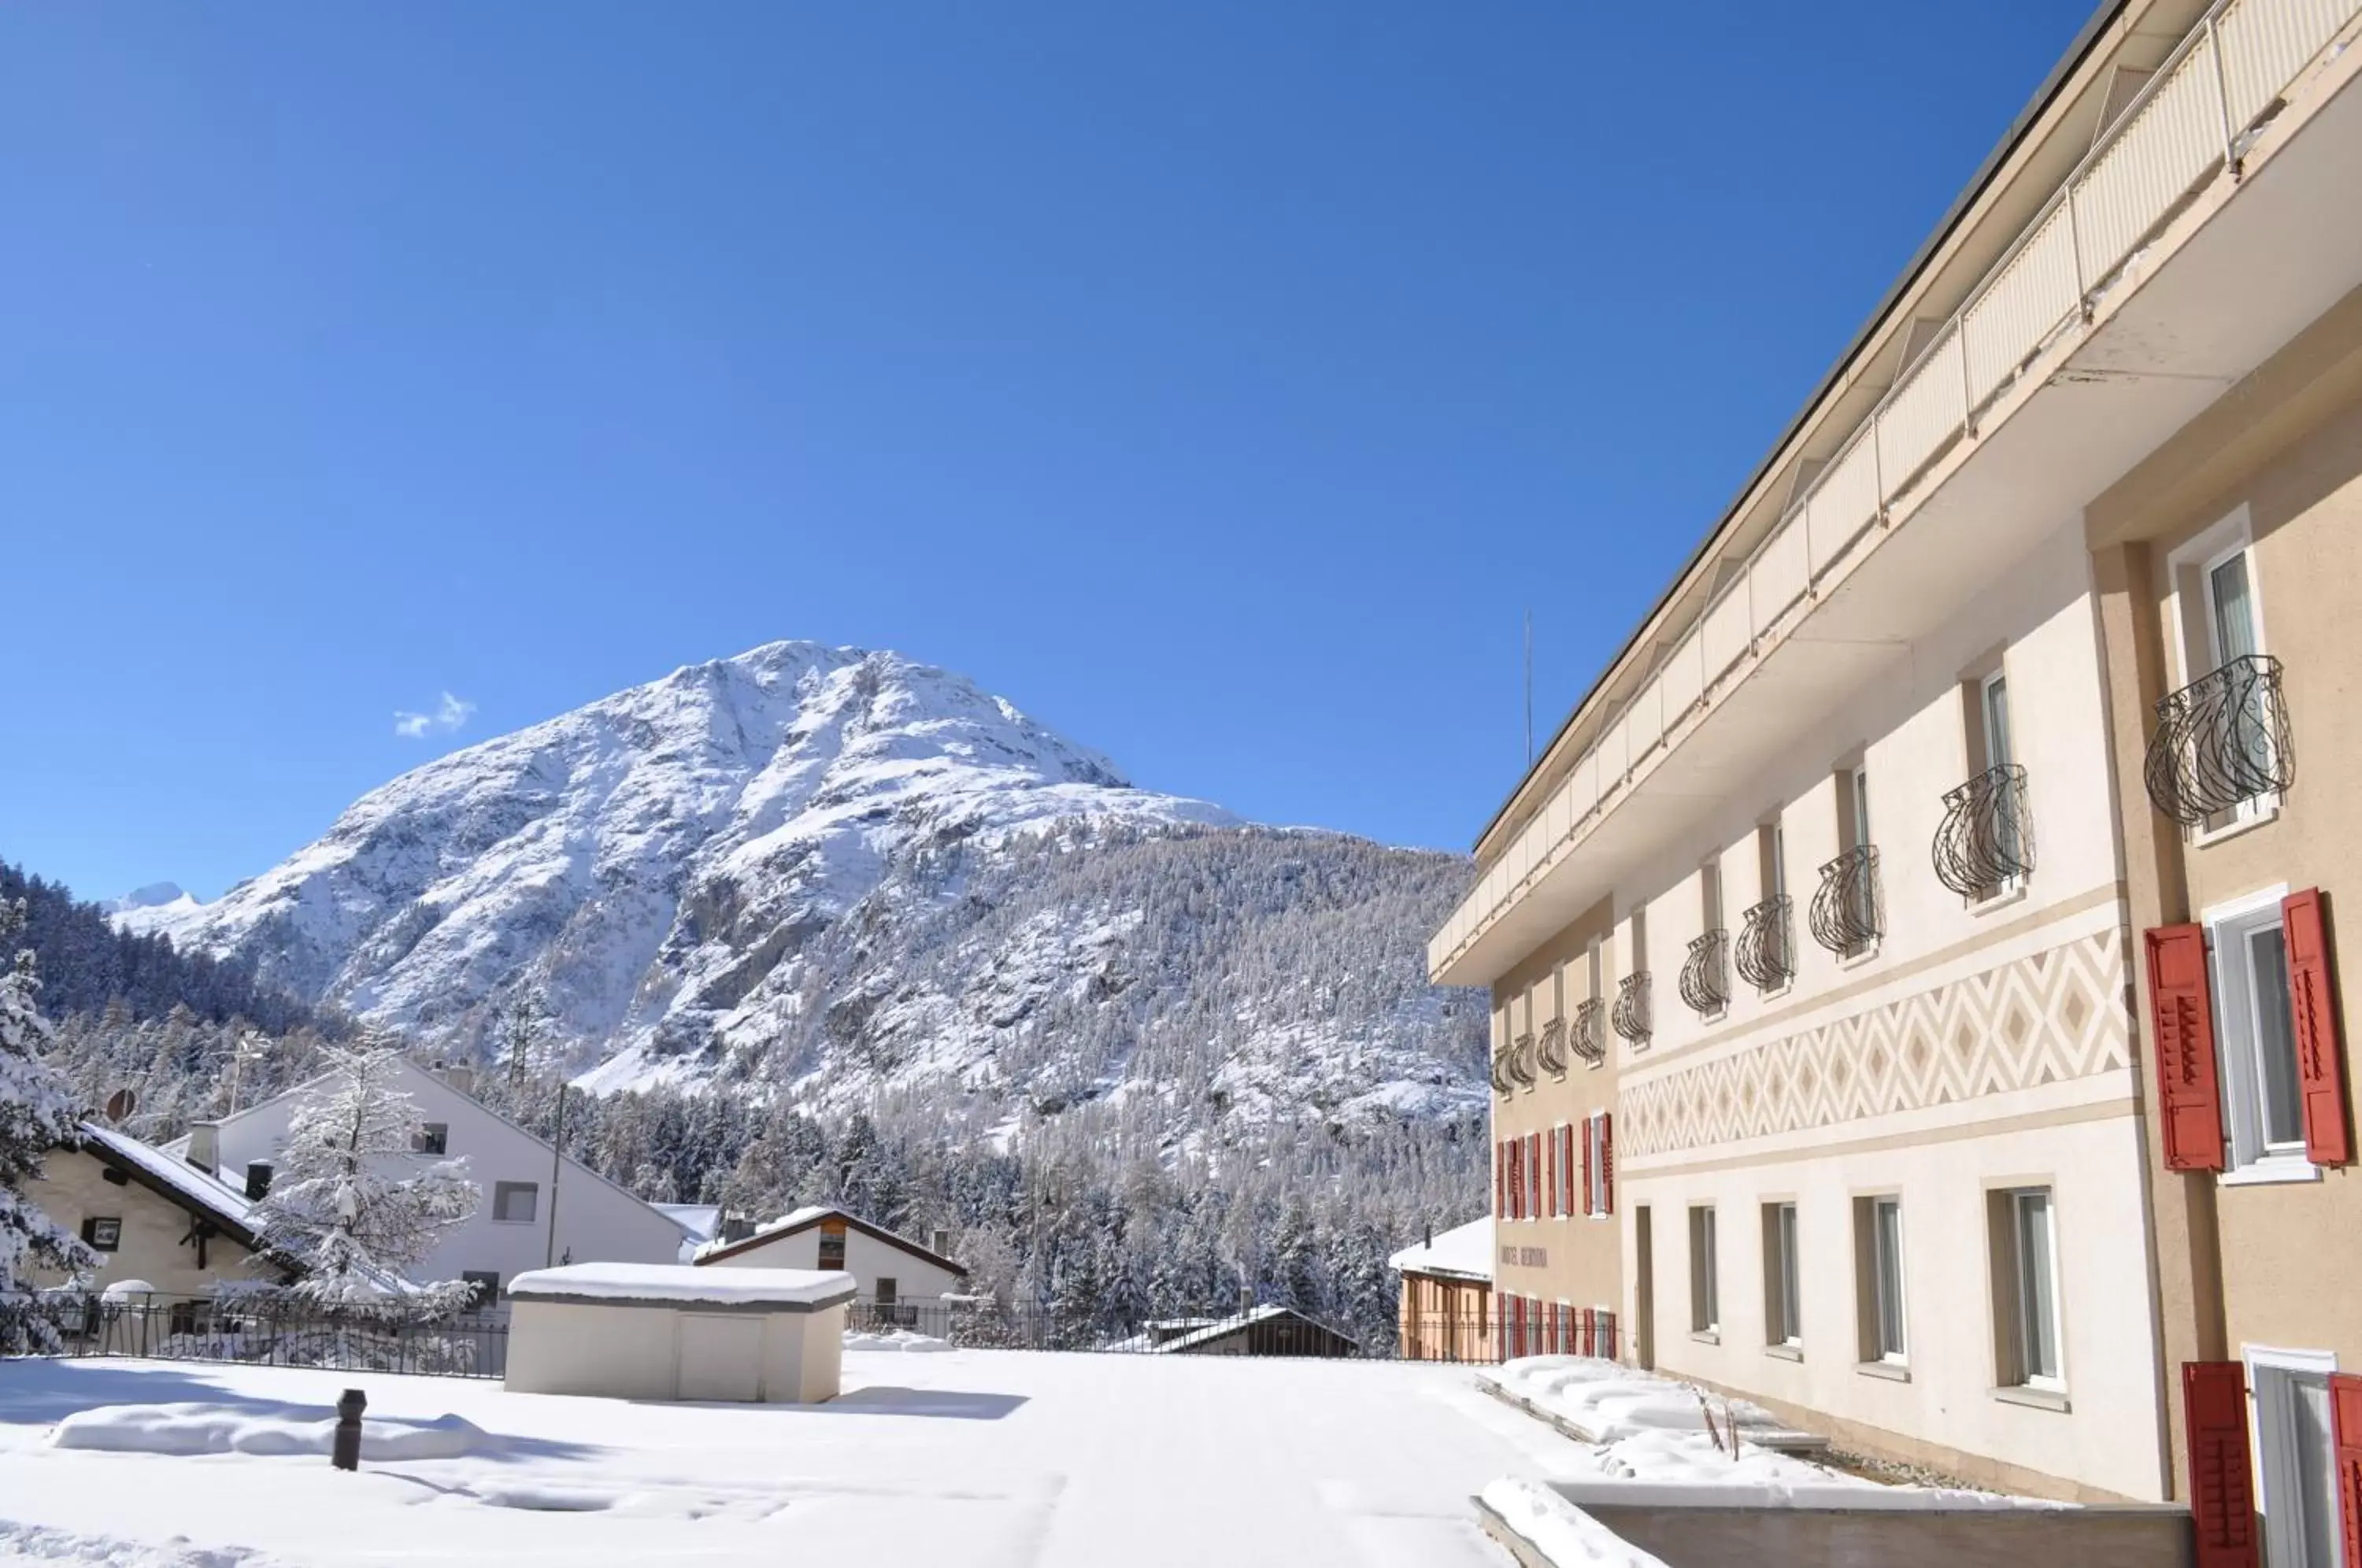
[0, 1350, 1590, 1566]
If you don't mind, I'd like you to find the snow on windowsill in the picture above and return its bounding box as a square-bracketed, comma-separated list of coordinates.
[1764, 1342, 1804, 1363]
[1990, 1383, 2071, 1414]
[1856, 1360, 1911, 1383]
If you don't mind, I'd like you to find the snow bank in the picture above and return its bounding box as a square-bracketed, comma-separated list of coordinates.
[1479, 1477, 1668, 1567]
[48, 1403, 497, 1462]
[842, 1329, 951, 1353]
[506, 1262, 853, 1307]
[1561, 1428, 1871, 1492]
[0, 1521, 270, 1566]
[1489, 1355, 1786, 1442]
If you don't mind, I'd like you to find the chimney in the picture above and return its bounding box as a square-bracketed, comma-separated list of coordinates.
[443, 1064, 476, 1098]
[245, 1162, 274, 1201]
[929, 1227, 953, 1258]
[721, 1215, 754, 1244]
[187, 1122, 220, 1174]
[1238, 1285, 1254, 1317]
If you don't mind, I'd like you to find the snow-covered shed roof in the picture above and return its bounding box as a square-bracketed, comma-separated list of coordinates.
[72, 1122, 268, 1254]
[653, 1203, 722, 1243]
[506, 1262, 857, 1311]
[693, 1204, 967, 1276]
[1387, 1217, 1493, 1284]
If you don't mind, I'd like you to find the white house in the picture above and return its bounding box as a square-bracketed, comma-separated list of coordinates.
[694, 1206, 965, 1318]
[174, 1059, 686, 1304]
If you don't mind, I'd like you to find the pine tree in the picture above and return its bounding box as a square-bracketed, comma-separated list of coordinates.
[0, 900, 95, 1309]
[250, 1045, 479, 1307]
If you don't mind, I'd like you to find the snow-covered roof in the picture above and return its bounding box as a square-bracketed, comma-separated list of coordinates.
[1387, 1217, 1492, 1283]
[1105, 1304, 1358, 1355]
[653, 1203, 723, 1242]
[75, 1122, 261, 1244]
[506, 1262, 857, 1310]
[693, 1205, 966, 1275]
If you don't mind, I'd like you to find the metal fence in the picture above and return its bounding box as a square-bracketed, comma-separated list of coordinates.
[848, 1300, 1511, 1364]
[1, 1292, 509, 1379]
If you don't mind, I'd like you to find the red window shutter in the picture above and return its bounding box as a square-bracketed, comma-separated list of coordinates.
[1495, 1141, 1506, 1219]
[1601, 1112, 1616, 1215]
[2331, 1371, 2362, 1568]
[2146, 926, 2228, 1172]
[2183, 1361, 2257, 1568]
[2282, 889, 2351, 1166]
[1527, 1133, 1542, 1219]
[1581, 1119, 1594, 1216]
[1579, 1306, 1594, 1357]
[1546, 1127, 1560, 1219]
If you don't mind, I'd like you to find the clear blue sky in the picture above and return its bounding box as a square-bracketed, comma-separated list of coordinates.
[2, 1, 2095, 903]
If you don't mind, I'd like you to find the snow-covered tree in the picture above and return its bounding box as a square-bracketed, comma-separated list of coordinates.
[0, 899, 94, 1307]
[251, 1044, 479, 1308]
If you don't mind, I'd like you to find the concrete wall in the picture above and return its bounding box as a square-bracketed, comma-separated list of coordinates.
[504, 1298, 847, 1403]
[1492, 897, 1623, 1329]
[1564, 1496, 2192, 1568]
[205, 1063, 685, 1293]
[23, 1148, 264, 1296]
[704, 1224, 963, 1303]
[2086, 280, 2362, 1496]
[1613, 520, 2165, 1501]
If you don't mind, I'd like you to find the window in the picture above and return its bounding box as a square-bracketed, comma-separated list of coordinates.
[1991, 1187, 2064, 1389]
[1701, 859, 1723, 931]
[1559, 1124, 1578, 1218]
[2208, 889, 2308, 1174]
[1689, 1207, 1720, 1335]
[1846, 765, 1872, 850]
[876, 1277, 898, 1306]
[1582, 1113, 1613, 1217]
[1757, 821, 1786, 903]
[1855, 1196, 1907, 1363]
[492, 1182, 539, 1223]
[80, 1216, 123, 1252]
[461, 1270, 500, 1309]
[818, 1233, 846, 1270]
[1764, 1202, 1801, 1348]
[2249, 1350, 2342, 1568]
[413, 1123, 449, 1156]
[1980, 671, 2014, 771]
[2167, 509, 2279, 831]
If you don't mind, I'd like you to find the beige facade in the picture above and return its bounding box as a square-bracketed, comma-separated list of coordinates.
[2089, 277, 2362, 1556]
[24, 1134, 273, 1298]
[1433, 0, 2362, 1510]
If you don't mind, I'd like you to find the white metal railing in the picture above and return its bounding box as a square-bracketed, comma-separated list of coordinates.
[1432, 0, 2359, 978]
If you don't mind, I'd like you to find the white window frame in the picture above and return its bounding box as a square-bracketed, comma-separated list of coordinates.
[2007, 1188, 2066, 1392]
[2203, 882, 2319, 1186]
[1769, 1201, 1802, 1349]
[491, 1181, 539, 1224]
[2164, 505, 2279, 841]
[2245, 1344, 2342, 1568]
[1690, 1206, 1720, 1337]
[1869, 1196, 1908, 1365]
[1583, 1113, 1609, 1219]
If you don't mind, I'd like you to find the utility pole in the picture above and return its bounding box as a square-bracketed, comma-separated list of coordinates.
[544, 1083, 566, 1269]
[1524, 608, 1535, 767]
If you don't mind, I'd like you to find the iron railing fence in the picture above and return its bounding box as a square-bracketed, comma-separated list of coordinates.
[1, 1292, 509, 1378]
[1536, 1016, 1568, 1076]
[1611, 973, 1652, 1047]
[1429, 0, 2362, 982]
[1934, 764, 2035, 900]
[1490, 1047, 1514, 1097]
[1734, 896, 1795, 992]
[1810, 846, 1884, 957]
[1679, 929, 1731, 1016]
[850, 1301, 1528, 1363]
[1572, 997, 1608, 1065]
[2144, 653, 2294, 825]
[1507, 1031, 1538, 1089]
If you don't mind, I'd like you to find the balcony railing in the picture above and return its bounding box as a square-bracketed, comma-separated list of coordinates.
[2143, 653, 2294, 826]
[1934, 764, 2034, 901]
[1679, 929, 1731, 1016]
[1428, 0, 2361, 982]
[1490, 1048, 1512, 1097]
[1572, 998, 1607, 1066]
[1734, 897, 1794, 992]
[1536, 1016, 1568, 1076]
[1612, 973, 1652, 1048]
[1810, 846, 1883, 957]
[1508, 1033, 1537, 1089]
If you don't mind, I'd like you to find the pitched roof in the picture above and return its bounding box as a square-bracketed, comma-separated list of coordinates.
[1387, 1217, 1493, 1284]
[692, 1204, 968, 1276]
[1110, 1304, 1360, 1355]
[72, 1122, 267, 1254]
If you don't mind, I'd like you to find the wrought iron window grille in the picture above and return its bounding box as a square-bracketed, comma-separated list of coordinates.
[1572, 997, 1608, 1065]
[1933, 764, 2034, 902]
[2143, 653, 2293, 826]
[1536, 1017, 1568, 1076]
[1490, 1048, 1513, 1097]
[1509, 1033, 1537, 1089]
[1680, 929, 1731, 1016]
[1612, 973, 1652, 1047]
[1734, 897, 1794, 992]
[1809, 845, 1883, 957]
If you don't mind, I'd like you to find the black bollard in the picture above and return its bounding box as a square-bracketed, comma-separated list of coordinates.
[332, 1388, 367, 1471]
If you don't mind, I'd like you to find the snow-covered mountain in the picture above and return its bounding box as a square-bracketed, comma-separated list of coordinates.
[131, 642, 1486, 1145]
[107, 882, 202, 926]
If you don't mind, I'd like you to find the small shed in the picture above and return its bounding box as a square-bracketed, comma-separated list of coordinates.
[504, 1263, 855, 1404]
[694, 1206, 965, 1326]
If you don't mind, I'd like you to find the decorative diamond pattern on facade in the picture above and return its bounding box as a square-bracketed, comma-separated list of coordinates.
[1621, 930, 2128, 1158]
